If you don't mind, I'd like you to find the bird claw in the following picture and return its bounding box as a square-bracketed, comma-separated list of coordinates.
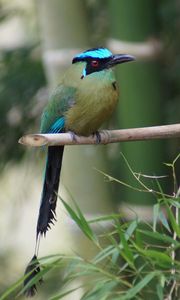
[68, 131, 78, 142]
[93, 131, 101, 144]
[68, 130, 101, 144]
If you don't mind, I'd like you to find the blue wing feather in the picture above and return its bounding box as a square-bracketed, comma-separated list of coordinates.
[48, 117, 65, 133]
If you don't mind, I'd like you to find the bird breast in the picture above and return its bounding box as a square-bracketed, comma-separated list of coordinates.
[65, 75, 118, 136]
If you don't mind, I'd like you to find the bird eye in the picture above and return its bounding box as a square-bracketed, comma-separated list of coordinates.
[91, 60, 99, 67]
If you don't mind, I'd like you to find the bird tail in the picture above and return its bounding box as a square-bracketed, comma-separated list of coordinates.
[37, 145, 64, 237]
[24, 145, 64, 296]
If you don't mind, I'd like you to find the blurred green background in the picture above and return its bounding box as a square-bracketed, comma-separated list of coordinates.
[0, 0, 179, 299]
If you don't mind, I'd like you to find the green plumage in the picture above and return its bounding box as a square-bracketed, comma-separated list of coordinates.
[40, 62, 118, 135]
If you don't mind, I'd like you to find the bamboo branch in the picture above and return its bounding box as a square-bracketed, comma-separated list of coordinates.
[18, 123, 180, 147]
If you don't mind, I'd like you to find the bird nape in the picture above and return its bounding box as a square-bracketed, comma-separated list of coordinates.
[23, 47, 135, 296]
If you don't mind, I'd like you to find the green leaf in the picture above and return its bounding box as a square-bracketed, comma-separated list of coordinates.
[60, 198, 97, 243]
[156, 283, 164, 300]
[50, 286, 82, 300]
[116, 221, 135, 269]
[166, 205, 180, 237]
[81, 280, 118, 300]
[158, 210, 171, 233]
[93, 245, 115, 264]
[0, 277, 24, 300]
[142, 250, 172, 268]
[111, 248, 120, 265]
[135, 230, 143, 248]
[125, 220, 138, 240]
[168, 199, 180, 208]
[153, 203, 159, 232]
[120, 272, 157, 299]
[88, 213, 123, 224]
[137, 229, 179, 246]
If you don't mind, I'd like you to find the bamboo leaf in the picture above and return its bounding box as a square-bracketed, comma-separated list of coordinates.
[81, 280, 118, 300]
[88, 213, 123, 224]
[115, 221, 135, 269]
[153, 203, 159, 232]
[93, 245, 114, 264]
[135, 230, 143, 248]
[166, 205, 180, 237]
[168, 199, 180, 208]
[50, 286, 82, 300]
[158, 210, 171, 233]
[120, 272, 157, 299]
[144, 250, 171, 263]
[0, 277, 24, 300]
[132, 240, 174, 268]
[60, 198, 97, 243]
[125, 220, 138, 240]
[137, 229, 179, 246]
[156, 283, 164, 300]
[111, 248, 120, 265]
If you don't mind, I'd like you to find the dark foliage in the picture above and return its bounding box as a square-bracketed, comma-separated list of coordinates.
[159, 1, 180, 161]
[0, 47, 46, 167]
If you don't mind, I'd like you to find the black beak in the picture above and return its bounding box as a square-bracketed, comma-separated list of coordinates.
[107, 54, 135, 68]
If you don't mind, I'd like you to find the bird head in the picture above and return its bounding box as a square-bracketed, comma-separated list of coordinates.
[72, 47, 135, 79]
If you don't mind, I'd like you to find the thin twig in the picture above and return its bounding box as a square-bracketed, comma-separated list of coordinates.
[19, 123, 180, 147]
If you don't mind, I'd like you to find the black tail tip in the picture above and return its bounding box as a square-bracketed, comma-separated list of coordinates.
[24, 255, 43, 297]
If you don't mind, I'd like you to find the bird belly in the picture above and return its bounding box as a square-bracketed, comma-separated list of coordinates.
[65, 85, 118, 136]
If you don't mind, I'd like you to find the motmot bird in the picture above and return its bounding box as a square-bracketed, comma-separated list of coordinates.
[24, 47, 135, 296]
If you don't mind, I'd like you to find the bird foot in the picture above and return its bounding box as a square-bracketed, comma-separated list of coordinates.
[68, 131, 78, 142]
[93, 131, 101, 144]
